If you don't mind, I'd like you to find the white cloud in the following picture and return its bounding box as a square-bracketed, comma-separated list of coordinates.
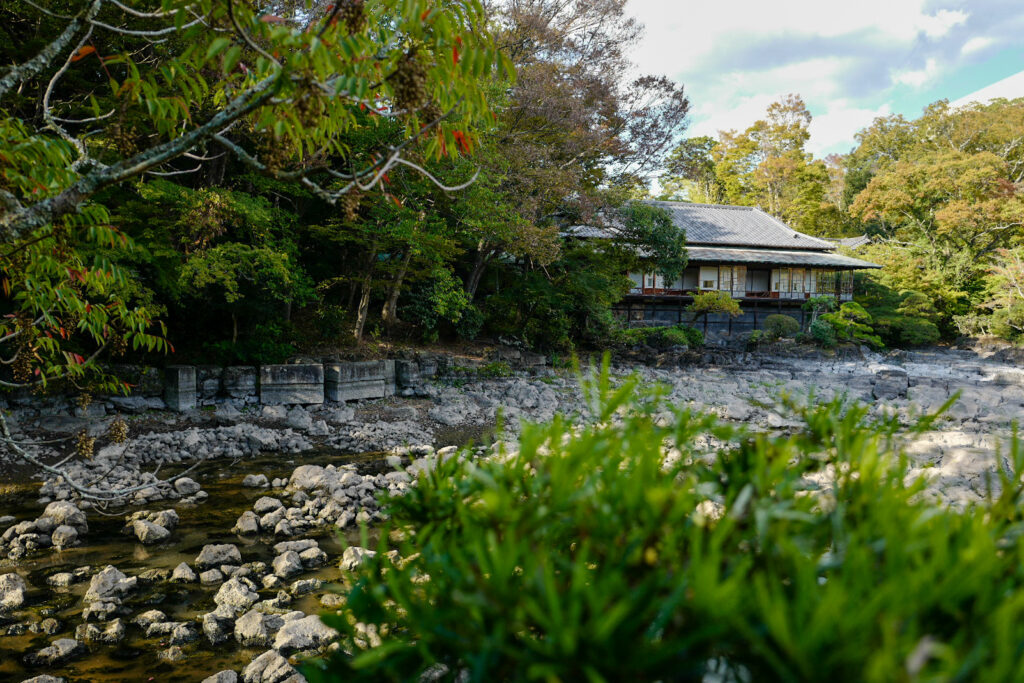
[807, 101, 892, 156]
[622, 0, 1019, 160]
[891, 58, 940, 88]
[961, 36, 994, 55]
[918, 9, 968, 38]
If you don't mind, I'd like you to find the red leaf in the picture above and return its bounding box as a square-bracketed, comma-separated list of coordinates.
[71, 46, 96, 62]
[420, 9, 431, 21]
[452, 45, 460, 65]
[381, 172, 390, 184]
[260, 14, 285, 23]
[359, 102, 366, 111]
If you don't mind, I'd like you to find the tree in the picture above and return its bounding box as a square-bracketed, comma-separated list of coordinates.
[687, 290, 741, 327]
[0, 0, 508, 499]
[659, 136, 721, 202]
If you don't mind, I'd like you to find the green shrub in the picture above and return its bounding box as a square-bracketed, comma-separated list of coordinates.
[763, 314, 800, 339]
[614, 324, 703, 350]
[820, 302, 883, 348]
[809, 317, 837, 347]
[308, 366, 1024, 683]
[746, 329, 766, 348]
[477, 360, 513, 378]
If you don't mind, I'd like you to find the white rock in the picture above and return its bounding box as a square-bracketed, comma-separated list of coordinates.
[202, 671, 239, 683]
[241, 649, 303, 683]
[131, 519, 170, 545]
[171, 562, 197, 582]
[339, 546, 376, 572]
[253, 497, 284, 515]
[272, 551, 303, 579]
[84, 566, 136, 602]
[235, 610, 285, 648]
[214, 577, 259, 614]
[233, 511, 260, 535]
[196, 543, 242, 568]
[50, 525, 79, 549]
[243, 474, 270, 488]
[173, 476, 201, 495]
[273, 614, 338, 655]
[42, 501, 88, 534]
[0, 572, 28, 611]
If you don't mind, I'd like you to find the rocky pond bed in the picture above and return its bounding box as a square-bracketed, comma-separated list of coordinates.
[0, 345, 1020, 682]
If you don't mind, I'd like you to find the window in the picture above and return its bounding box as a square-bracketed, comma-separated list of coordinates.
[718, 266, 732, 291]
[778, 268, 790, 293]
[733, 266, 747, 292]
[791, 268, 804, 292]
[699, 267, 718, 290]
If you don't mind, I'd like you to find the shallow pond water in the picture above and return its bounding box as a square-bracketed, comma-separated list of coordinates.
[0, 449, 390, 683]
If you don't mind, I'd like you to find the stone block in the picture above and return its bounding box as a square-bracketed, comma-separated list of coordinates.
[260, 365, 324, 405]
[196, 366, 222, 400]
[222, 367, 258, 399]
[164, 366, 197, 412]
[324, 361, 395, 402]
[872, 369, 909, 400]
[395, 360, 419, 389]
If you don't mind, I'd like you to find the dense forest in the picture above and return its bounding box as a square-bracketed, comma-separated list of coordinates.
[1, 0, 1022, 390]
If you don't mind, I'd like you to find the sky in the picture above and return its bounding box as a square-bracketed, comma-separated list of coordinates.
[625, 0, 1024, 158]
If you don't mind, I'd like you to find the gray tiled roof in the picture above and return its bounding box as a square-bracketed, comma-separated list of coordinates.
[644, 201, 837, 251]
[827, 235, 872, 249]
[687, 246, 881, 269]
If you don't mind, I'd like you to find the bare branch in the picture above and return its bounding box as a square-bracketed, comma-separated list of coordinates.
[0, 0, 103, 101]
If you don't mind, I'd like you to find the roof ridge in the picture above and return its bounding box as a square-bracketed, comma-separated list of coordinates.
[646, 200, 754, 211]
[749, 206, 835, 249]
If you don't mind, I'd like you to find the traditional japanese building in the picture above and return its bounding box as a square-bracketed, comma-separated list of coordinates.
[568, 201, 881, 336]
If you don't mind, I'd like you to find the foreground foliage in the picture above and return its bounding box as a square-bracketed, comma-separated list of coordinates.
[309, 370, 1024, 682]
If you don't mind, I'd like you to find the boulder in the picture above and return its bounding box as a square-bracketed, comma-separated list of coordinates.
[253, 497, 284, 515]
[133, 609, 166, 628]
[241, 649, 304, 683]
[214, 577, 259, 615]
[272, 539, 318, 554]
[42, 501, 87, 534]
[273, 614, 338, 655]
[151, 509, 180, 530]
[199, 569, 224, 584]
[50, 525, 79, 550]
[287, 465, 326, 492]
[202, 611, 234, 645]
[174, 477, 202, 496]
[196, 543, 242, 568]
[0, 572, 28, 611]
[272, 551, 303, 579]
[171, 562, 197, 582]
[339, 546, 376, 572]
[285, 407, 313, 431]
[84, 565, 136, 603]
[130, 519, 170, 545]
[242, 474, 270, 488]
[235, 610, 285, 648]
[202, 672, 239, 683]
[25, 638, 83, 666]
[873, 369, 909, 400]
[74, 618, 125, 644]
[19, 676, 66, 683]
[233, 511, 260, 535]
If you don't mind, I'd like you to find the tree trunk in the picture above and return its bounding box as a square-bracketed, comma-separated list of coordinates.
[231, 311, 238, 345]
[381, 250, 412, 326]
[465, 247, 493, 301]
[352, 246, 379, 342]
[353, 273, 372, 342]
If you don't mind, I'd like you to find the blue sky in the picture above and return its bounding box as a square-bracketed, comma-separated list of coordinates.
[625, 0, 1024, 158]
